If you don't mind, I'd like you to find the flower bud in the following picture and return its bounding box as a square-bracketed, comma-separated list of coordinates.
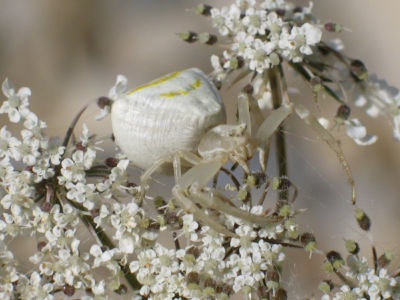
[198, 32, 217, 45]
[378, 251, 393, 268]
[335, 104, 351, 122]
[324, 22, 343, 32]
[105, 157, 119, 168]
[177, 31, 198, 43]
[75, 141, 86, 151]
[310, 77, 323, 93]
[238, 188, 248, 201]
[246, 174, 257, 187]
[41, 201, 52, 212]
[154, 196, 166, 210]
[266, 269, 280, 282]
[204, 278, 217, 288]
[64, 285, 75, 297]
[114, 284, 127, 295]
[275, 9, 286, 16]
[222, 284, 233, 295]
[271, 177, 291, 191]
[37, 241, 47, 252]
[354, 208, 371, 231]
[257, 285, 269, 298]
[25, 165, 34, 172]
[195, 4, 212, 16]
[300, 232, 317, 252]
[274, 288, 287, 300]
[229, 56, 244, 69]
[186, 271, 200, 284]
[97, 96, 112, 109]
[326, 250, 344, 269]
[344, 239, 359, 255]
[85, 288, 94, 296]
[319, 280, 334, 294]
[90, 209, 100, 218]
[151, 219, 162, 229]
[293, 6, 303, 13]
[350, 59, 368, 81]
[186, 246, 200, 258]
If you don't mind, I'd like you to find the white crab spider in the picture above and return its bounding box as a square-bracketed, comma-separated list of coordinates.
[111, 68, 293, 236]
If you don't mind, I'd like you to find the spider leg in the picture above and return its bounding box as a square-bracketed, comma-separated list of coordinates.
[230, 155, 251, 174]
[139, 151, 201, 200]
[139, 155, 173, 200]
[190, 187, 282, 225]
[177, 159, 225, 191]
[295, 104, 356, 204]
[255, 103, 294, 146]
[257, 146, 266, 172]
[238, 93, 252, 136]
[177, 150, 203, 165]
[173, 158, 242, 236]
[172, 187, 235, 237]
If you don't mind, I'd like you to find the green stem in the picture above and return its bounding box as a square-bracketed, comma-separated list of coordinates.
[62, 104, 89, 149]
[267, 66, 289, 204]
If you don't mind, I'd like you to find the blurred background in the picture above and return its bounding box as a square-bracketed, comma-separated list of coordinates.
[1, 0, 400, 298]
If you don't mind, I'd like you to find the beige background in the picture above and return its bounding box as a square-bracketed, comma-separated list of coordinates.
[1, 0, 399, 298]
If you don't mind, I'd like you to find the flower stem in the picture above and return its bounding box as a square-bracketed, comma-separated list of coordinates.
[62, 104, 89, 149]
[268, 66, 289, 204]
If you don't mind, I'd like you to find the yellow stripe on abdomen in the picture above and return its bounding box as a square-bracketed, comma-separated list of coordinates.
[128, 70, 183, 95]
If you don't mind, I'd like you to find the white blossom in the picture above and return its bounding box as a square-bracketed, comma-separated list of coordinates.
[345, 118, 378, 146]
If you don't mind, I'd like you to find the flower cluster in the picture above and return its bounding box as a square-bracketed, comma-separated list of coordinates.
[0, 77, 307, 299]
[1, 0, 400, 299]
[185, 0, 400, 147]
[352, 74, 400, 142]
[321, 251, 400, 299]
[209, 0, 321, 77]
[0, 79, 121, 299]
[127, 209, 296, 300]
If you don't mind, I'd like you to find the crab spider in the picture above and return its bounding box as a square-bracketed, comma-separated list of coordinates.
[111, 68, 293, 236]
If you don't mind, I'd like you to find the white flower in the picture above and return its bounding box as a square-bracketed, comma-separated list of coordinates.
[345, 118, 378, 146]
[0, 78, 31, 123]
[182, 214, 199, 241]
[211, 4, 241, 36]
[353, 74, 400, 142]
[109, 75, 128, 101]
[119, 234, 135, 254]
[242, 7, 268, 35]
[301, 23, 322, 45]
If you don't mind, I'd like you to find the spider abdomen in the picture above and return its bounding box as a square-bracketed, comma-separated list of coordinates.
[111, 68, 226, 170]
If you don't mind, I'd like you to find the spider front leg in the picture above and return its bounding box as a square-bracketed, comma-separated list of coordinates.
[139, 150, 203, 201]
[172, 187, 235, 237]
[189, 186, 282, 225]
[139, 156, 173, 201]
[173, 159, 282, 236]
[172, 159, 238, 236]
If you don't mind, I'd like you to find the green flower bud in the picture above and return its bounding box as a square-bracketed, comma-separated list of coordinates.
[326, 251, 344, 270]
[195, 4, 212, 16]
[354, 208, 371, 231]
[350, 59, 368, 81]
[319, 281, 333, 294]
[198, 32, 217, 45]
[246, 175, 257, 187]
[238, 188, 248, 201]
[378, 251, 394, 268]
[177, 31, 198, 43]
[345, 239, 360, 255]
